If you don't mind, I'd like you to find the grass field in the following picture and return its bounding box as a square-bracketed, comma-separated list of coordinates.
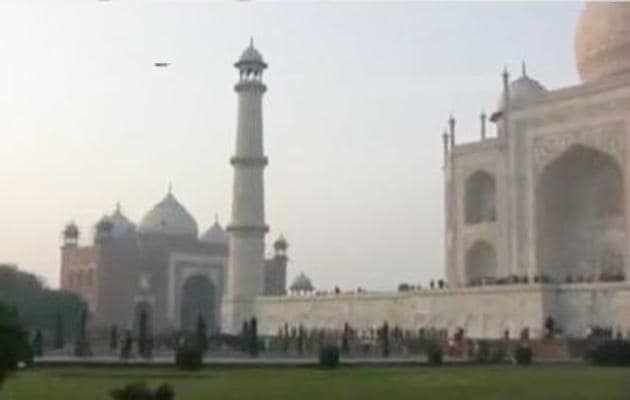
[2, 365, 630, 400]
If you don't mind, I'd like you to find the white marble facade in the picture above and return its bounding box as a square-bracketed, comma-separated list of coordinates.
[251, 3, 630, 339]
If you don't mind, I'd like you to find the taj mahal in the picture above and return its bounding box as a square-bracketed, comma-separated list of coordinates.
[60, 3, 630, 339]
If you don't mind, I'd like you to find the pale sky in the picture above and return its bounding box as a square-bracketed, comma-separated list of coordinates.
[0, 1, 582, 291]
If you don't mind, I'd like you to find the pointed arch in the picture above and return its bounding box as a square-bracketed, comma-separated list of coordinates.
[465, 170, 497, 224]
[536, 144, 625, 280]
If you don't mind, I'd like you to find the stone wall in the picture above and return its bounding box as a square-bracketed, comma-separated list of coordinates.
[255, 283, 630, 339]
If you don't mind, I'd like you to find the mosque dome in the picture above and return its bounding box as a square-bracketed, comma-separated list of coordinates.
[138, 191, 198, 238]
[290, 273, 314, 293]
[575, 2, 630, 83]
[109, 204, 136, 239]
[200, 218, 229, 245]
[497, 66, 547, 110]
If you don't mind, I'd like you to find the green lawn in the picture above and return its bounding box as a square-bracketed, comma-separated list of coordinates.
[2, 365, 629, 400]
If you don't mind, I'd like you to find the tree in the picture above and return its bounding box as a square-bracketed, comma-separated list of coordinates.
[195, 315, 207, 354]
[282, 323, 289, 353]
[54, 313, 64, 350]
[74, 308, 91, 357]
[249, 317, 258, 357]
[240, 321, 249, 353]
[381, 321, 390, 358]
[121, 330, 133, 360]
[544, 316, 555, 338]
[0, 266, 85, 342]
[110, 325, 119, 353]
[138, 310, 152, 359]
[297, 324, 305, 355]
[0, 303, 32, 387]
[341, 322, 350, 354]
[32, 329, 43, 357]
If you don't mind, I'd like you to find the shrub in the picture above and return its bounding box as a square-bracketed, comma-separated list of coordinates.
[154, 383, 175, 400]
[110, 382, 175, 400]
[427, 342, 443, 366]
[514, 345, 533, 365]
[32, 330, 43, 357]
[475, 340, 490, 363]
[74, 337, 92, 358]
[110, 382, 153, 400]
[54, 313, 65, 350]
[74, 308, 91, 357]
[249, 317, 259, 357]
[0, 304, 33, 374]
[587, 340, 630, 366]
[319, 345, 340, 369]
[195, 315, 208, 354]
[489, 344, 506, 363]
[175, 343, 202, 371]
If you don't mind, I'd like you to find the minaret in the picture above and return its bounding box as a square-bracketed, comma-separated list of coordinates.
[223, 39, 269, 333]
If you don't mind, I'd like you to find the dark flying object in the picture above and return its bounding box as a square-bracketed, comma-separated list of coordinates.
[154, 62, 170, 67]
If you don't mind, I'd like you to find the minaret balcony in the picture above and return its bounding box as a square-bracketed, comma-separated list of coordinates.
[230, 156, 268, 166]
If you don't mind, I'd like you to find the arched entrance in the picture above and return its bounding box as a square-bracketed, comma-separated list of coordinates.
[466, 241, 498, 285]
[180, 275, 216, 333]
[465, 171, 497, 224]
[536, 145, 624, 280]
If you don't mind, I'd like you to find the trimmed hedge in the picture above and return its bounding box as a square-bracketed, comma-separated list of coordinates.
[427, 343, 443, 366]
[319, 345, 340, 369]
[514, 345, 533, 365]
[587, 340, 630, 366]
[175, 343, 203, 371]
[110, 382, 174, 400]
[474, 340, 506, 363]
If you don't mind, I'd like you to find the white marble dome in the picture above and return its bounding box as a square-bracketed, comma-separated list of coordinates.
[201, 219, 229, 245]
[498, 67, 547, 110]
[138, 192, 198, 238]
[575, 2, 630, 83]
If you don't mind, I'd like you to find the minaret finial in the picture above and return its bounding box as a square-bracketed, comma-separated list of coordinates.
[215, 213, 219, 224]
[448, 114, 456, 148]
[168, 182, 172, 194]
[502, 66, 510, 109]
[522, 60, 527, 77]
[249, 36, 254, 47]
[116, 202, 121, 213]
[480, 110, 487, 140]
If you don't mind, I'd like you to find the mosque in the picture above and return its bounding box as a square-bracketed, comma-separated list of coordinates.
[62, 3, 630, 338]
[59, 197, 287, 334]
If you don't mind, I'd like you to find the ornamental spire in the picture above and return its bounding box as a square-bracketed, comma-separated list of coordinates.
[448, 114, 456, 148]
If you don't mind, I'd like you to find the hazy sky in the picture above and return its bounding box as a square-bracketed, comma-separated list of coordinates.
[0, 1, 582, 291]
